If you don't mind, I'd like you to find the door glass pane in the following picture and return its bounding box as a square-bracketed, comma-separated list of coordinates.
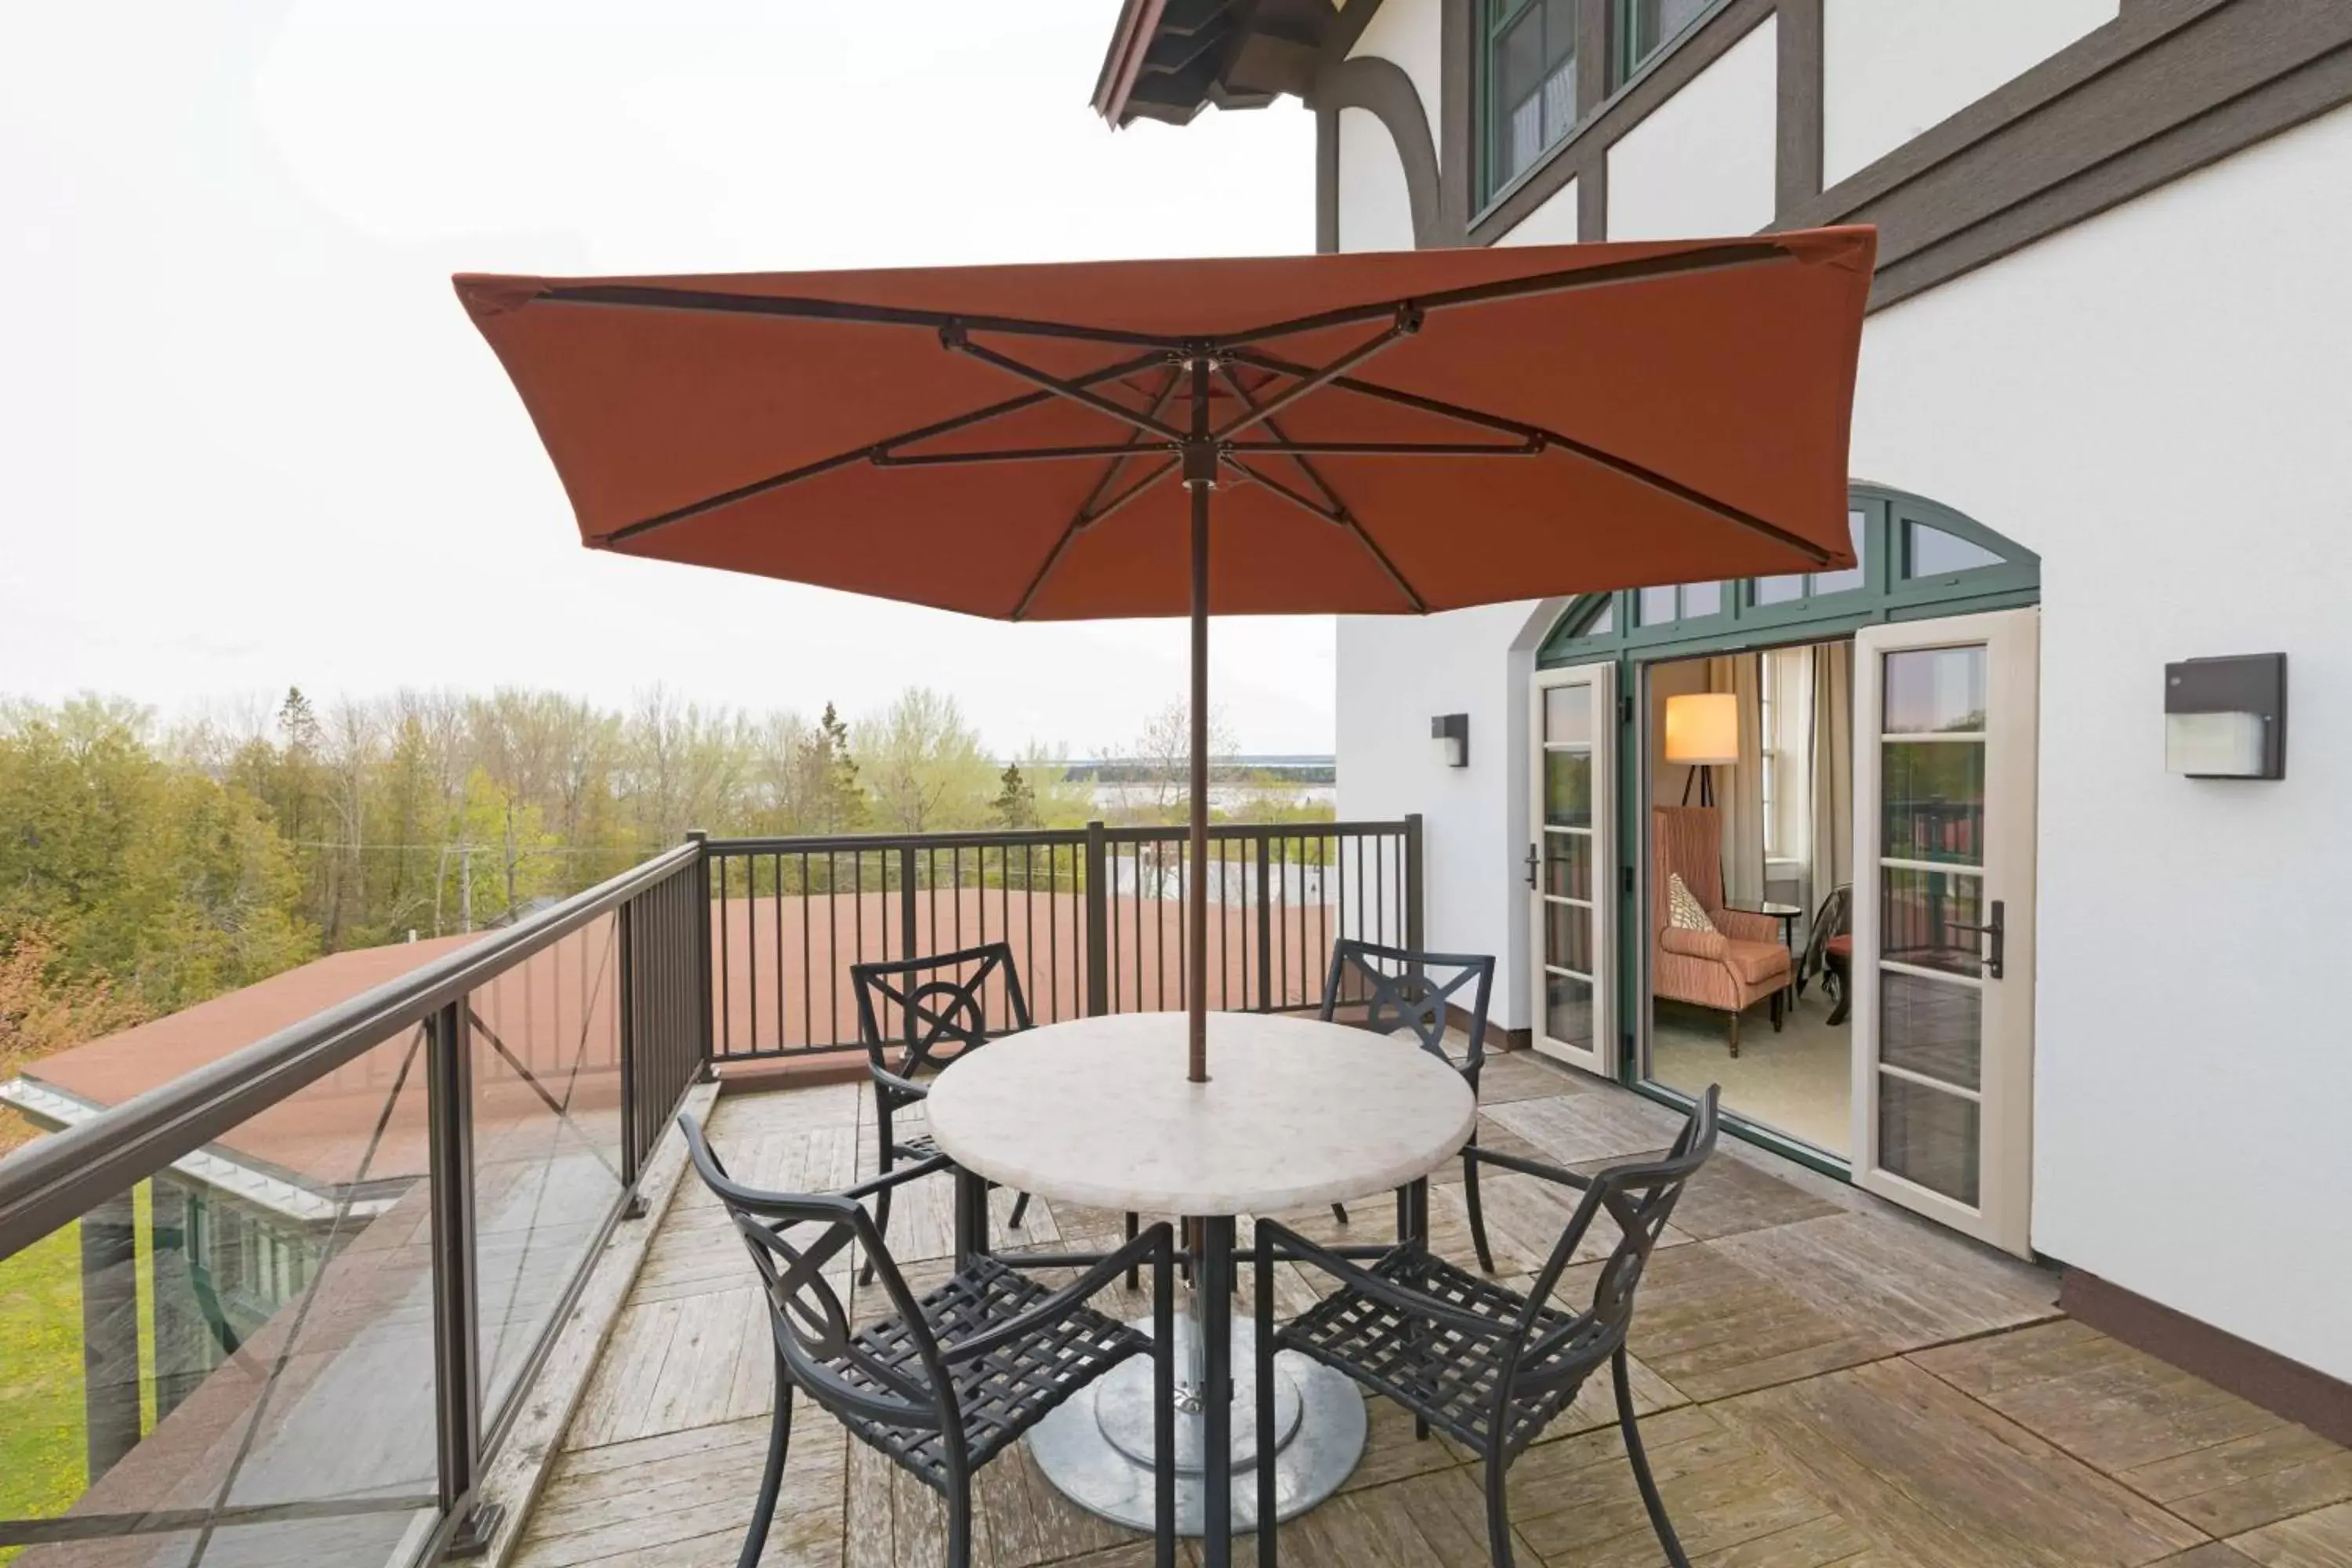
[1544, 748, 1592, 827]
[1637, 584, 1678, 626]
[1543, 684, 1592, 745]
[1878, 1076, 1980, 1205]
[1545, 901, 1594, 972]
[1907, 522, 2005, 577]
[1811, 509, 1868, 595]
[1882, 743, 1985, 865]
[1682, 580, 1722, 618]
[1885, 645, 1987, 734]
[1543, 829, 1592, 898]
[1755, 573, 1803, 605]
[1882, 970, 1982, 1089]
[1881, 866, 1984, 975]
[1545, 970, 1595, 1050]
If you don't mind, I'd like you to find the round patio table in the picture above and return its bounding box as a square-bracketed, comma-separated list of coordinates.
[925, 1010, 1475, 1565]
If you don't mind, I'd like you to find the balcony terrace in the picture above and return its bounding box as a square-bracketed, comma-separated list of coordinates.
[2, 826, 2346, 1568]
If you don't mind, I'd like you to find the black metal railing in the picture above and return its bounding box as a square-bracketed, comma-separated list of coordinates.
[0, 816, 1421, 1563]
[699, 817, 1422, 1061]
[0, 844, 707, 1566]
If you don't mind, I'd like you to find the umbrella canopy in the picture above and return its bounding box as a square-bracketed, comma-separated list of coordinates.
[456, 230, 1877, 1078]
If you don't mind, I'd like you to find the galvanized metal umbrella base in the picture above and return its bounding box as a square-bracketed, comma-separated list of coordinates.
[1026, 1311, 1366, 1535]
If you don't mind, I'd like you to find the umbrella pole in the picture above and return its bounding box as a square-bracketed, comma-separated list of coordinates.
[1187, 360, 1212, 1083]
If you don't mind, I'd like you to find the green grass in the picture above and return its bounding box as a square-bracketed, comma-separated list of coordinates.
[0, 1220, 89, 1561]
[0, 1181, 161, 1563]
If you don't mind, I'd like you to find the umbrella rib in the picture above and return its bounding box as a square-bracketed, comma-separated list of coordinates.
[1211, 311, 1417, 441]
[535, 282, 1183, 350]
[1207, 238, 1801, 350]
[1225, 439, 1541, 458]
[873, 442, 1178, 467]
[946, 332, 1188, 444]
[1220, 455, 1428, 615]
[1008, 365, 1186, 621]
[1009, 459, 1180, 620]
[1214, 361, 1430, 615]
[597, 350, 1167, 547]
[1225, 349, 1834, 565]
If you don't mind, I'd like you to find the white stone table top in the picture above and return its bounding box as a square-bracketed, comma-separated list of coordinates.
[924, 1011, 1475, 1216]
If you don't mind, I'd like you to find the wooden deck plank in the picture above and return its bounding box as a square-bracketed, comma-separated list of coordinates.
[2229, 1501, 2352, 1566]
[1707, 1210, 2058, 1353]
[1715, 1358, 2208, 1567]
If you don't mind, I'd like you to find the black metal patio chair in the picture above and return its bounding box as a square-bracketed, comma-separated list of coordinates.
[1317, 938, 1502, 1271]
[1253, 1086, 1721, 1568]
[680, 1112, 1176, 1568]
[851, 943, 1036, 1284]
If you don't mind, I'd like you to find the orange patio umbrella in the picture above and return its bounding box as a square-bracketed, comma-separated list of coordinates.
[454, 230, 1876, 1080]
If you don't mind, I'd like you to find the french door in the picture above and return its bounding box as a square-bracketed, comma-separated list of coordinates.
[1527, 661, 1616, 1076]
[1850, 610, 2038, 1254]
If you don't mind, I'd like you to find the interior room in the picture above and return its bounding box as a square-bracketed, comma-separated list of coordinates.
[1646, 639, 1855, 1156]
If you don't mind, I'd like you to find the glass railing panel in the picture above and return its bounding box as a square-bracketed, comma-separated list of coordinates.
[0, 1024, 439, 1566]
[466, 912, 626, 1425]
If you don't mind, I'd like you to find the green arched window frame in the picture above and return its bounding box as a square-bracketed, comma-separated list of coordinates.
[1537, 483, 2040, 666]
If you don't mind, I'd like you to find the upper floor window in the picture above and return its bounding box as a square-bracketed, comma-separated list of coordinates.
[1618, 0, 1715, 82]
[1484, 0, 1580, 201]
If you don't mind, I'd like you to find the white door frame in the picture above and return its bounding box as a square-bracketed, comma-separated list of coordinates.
[1850, 608, 2039, 1254]
[1528, 661, 1617, 1077]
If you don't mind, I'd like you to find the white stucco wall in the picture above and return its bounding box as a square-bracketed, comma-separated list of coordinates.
[1822, 0, 2117, 187]
[1336, 106, 1416, 253]
[1494, 175, 1579, 247]
[1349, 0, 1443, 165]
[1846, 105, 2352, 1383]
[1606, 16, 1777, 240]
[1336, 601, 1565, 1033]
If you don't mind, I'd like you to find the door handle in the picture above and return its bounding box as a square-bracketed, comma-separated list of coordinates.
[1524, 844, 1539, 890]
[1948, 900, 2005, 980]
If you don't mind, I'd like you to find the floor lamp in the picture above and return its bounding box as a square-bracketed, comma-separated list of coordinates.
[1665, 691, 1740, 808]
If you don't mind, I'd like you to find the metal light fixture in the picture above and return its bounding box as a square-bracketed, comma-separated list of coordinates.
[1664, 692, 1739, 805]
[1432, 713, 1468, 768]
[2165, 654, 2286, 779]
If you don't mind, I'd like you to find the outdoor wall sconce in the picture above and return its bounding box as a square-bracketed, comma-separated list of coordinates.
[1432, 713, 1469, 768]
[2165, 653, 2286, 779]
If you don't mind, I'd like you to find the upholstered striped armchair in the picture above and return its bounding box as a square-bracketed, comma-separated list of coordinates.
[1651, 806, 1791, 1056]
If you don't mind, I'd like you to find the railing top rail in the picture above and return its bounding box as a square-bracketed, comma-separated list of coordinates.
[702, 820, 1408, 855]
[0, 840, 702, 1264]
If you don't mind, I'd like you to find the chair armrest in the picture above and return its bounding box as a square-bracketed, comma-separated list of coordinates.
[1256, 1218, 1512, 1342]
[1464, 1144, 1592, 1191]
[942, 1223, 1175, 1365]
[868, 1062, 930, 1103]
[1659, 926, 1730, 962]
[842, 1152, 955, 1203]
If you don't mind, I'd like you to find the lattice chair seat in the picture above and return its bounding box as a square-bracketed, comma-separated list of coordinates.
[1279, 1250, 1601, 1458]
[833, 1256, 1150, 1486]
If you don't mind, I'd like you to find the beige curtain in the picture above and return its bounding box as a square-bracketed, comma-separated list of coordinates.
[1808, 641, 1853, 916]
[1714, 653, 1766, 906]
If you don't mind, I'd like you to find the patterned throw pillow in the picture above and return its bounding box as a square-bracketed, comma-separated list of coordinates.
[1666, 873, 1716, 935]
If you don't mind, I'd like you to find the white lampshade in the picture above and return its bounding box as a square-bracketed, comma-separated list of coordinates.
[1664, 692, 1740, 766]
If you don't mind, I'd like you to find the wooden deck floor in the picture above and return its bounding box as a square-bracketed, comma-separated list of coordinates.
[510, 1053, 2352, 1568]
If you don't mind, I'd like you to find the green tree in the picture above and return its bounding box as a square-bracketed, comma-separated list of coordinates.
[861, 688, 995, 833]
[992, 761, 1037, 829]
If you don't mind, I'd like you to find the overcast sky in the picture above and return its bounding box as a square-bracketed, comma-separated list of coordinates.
[0, 3, 1330, 754]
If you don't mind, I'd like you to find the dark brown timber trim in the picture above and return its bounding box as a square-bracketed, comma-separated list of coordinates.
[1779, 0, 2352, 310]
[1311, 53, 1445, 249]
[2061, 1269, 2352, 1451]
[1774, 0, 1824, 214]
